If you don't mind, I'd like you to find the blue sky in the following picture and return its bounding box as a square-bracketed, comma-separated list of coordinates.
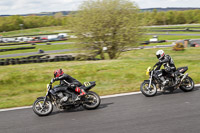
[0, 0, 200, 15]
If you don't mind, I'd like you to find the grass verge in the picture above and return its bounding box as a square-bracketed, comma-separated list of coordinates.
[145, 35, 200, 40]
[0, 47, 200, 109]
[0, 26, 70, 37]
[0, 43, 78, 56]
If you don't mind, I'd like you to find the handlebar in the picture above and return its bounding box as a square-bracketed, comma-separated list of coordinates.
[152, 62, 160, 70]
[153, 64, 157, 70]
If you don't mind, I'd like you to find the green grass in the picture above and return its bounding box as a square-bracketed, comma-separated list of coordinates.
[0, 43, 78, 56]
[147, 24, 200, 29]
[0, 26, 71, 37]
[0, 24, 200, 109]
[0, 38, 78, 47]
[144, 24, 200, 41]
[0, 47, 200, 109]
[145, 35, 200, 41]
[145, 42, 172, 46]
[148, 31, 200, 34]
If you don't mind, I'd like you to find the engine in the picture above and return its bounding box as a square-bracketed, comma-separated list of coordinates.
[57, 92, 64, 99]
[57, 92, 75, 105]
[57, 92, 69, 103]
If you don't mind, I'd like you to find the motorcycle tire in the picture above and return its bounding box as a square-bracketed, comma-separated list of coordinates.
[83, 91, 101, 110]
[140, 81, 157, 97]
[32, 98, 53, 116]
[179, 76, 194, 92]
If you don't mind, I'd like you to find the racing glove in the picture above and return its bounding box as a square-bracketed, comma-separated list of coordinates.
[69, 83, 75, 89]
[50, 78, 55, 84]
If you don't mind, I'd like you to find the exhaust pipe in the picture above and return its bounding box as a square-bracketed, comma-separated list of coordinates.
[181, 73, 188, 82]
[177, 73, 188, 87]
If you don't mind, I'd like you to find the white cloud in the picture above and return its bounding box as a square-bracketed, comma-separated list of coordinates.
[132, 0, 200, 8]
[0, 0, 85, 15]
[0, 0, 200, 15]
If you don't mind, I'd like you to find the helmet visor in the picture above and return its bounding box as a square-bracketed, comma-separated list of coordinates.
[156, 55, 160, 59]
[54, 72, 57, 78]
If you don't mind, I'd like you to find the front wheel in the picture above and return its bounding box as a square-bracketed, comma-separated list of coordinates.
[140, 81, 157, 97]
[180, 76, 194, 92]
[32, 98, 53, 116]
[83, 91, 101, 110]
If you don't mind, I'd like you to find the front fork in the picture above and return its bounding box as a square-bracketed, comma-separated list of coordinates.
[148, 71, 154, 89]
[42, 92, 49, 107]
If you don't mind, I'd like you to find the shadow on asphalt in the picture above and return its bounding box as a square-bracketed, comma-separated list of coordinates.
[98, 102, 114, 109]
[154, 86, 199, 97]
[48, 102, 114, 116]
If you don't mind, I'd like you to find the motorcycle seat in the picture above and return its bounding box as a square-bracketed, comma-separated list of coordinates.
[83, 81, 96, 89]
[176, 66, 188, 73]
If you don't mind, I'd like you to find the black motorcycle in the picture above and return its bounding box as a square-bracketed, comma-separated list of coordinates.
[33, 80, 101, 116]
[140, 64, 194, 97]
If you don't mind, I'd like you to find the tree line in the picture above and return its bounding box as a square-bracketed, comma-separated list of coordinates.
[0, 14, 68, 32]
[1, 9, 200, 32]
[140, 9, 200, 25]
[1, 0, 200, 60]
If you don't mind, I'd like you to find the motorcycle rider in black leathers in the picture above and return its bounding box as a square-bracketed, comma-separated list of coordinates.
[155, 50, 179, 86]
[50, 69, 86, 102]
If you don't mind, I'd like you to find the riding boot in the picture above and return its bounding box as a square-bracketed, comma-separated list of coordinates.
[74, 87, 86, 101]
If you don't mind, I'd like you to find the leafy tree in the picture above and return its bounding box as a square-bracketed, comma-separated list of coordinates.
[140, 12, 156, 26]
[154, 12, 166, 25]
[54, 12, 63, 19]
[70, 0, 143, 59]
[192, 10, 200, 23]
[175, 11, 186, 24]
[0, 15, 69, 32]
[166, 11, 175, 24]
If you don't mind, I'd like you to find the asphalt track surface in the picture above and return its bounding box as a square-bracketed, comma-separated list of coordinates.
[1, 38, 200, 58]
[0, 42, 77, 58]
[146, 33, 200, 36]
[0, 44, 173, 58]
[0, 48, 77, 58]
[1, 86, 200, 133]
[0, 42, 76, 48]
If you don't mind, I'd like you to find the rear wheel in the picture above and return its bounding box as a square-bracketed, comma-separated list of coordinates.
[83, 91, 101, 110]
[32, 98, 53, 116]
[180, 76, 194, 92]
[140, 81, 157, 97]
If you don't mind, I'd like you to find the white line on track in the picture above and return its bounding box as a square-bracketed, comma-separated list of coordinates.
[100, 91, 141, 99]
[1, 84, 200, 112]
[0, 106, 32, 112]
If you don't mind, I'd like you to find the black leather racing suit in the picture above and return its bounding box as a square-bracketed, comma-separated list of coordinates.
[50, 74, 82, 95]
[155, 54, 177, 82]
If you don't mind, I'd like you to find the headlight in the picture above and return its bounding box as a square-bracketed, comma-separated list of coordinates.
[47, 84, 50, 89]
[146, 71, 149, 76]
